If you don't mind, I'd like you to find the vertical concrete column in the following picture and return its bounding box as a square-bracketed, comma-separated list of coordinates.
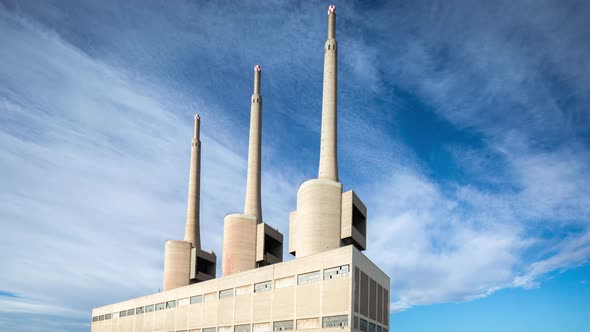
[318, 5, 338, 181]
[244, 65, 263, 222]
[184, 114, 201, 249]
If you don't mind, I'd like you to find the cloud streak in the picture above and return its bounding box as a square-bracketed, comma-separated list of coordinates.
[1, 0, 590, 330]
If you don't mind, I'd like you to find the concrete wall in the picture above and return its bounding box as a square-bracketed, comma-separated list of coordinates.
[163, 241, 192, 291]
[92, 246, 389, 332]
[293, 179, 343, 258]
[222, 214, 258, 276]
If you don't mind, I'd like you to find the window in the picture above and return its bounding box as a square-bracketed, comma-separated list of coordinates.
[273, 320, 294, 331]
[178, 298, 189, 306]
[203, 328, 216, 332]
[119, 310, 127, 317]
[145, 304, 154, 313]
[359, 319, 368, 332]
[155, 302, 165, 311]
[112, 312, 119, 319]
[254, 281, 272, 293]
[92, 316, 98, 322]
[322, 315, 348, 328]
[190, 295, 203, 304]
[235, 324, 251, 332]
[324, 265, 350, 280]
[369, 322, 376, 332]
[166, 300, 176, 309]
[377, 326, 383, 332]
[98, 315, 105, 321]
[105, 313, 111, 320]
[297, 271, 320, 285]
[127, 309, 135, 316]
[219, 288, 234, 299]
[136, 307, 144, 314]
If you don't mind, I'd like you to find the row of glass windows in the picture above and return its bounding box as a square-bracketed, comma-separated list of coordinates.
[358, 317, 384, 332]
[92, 300, 177, 322]
[92, 264, 350, 323]
[92, 313, 348, 331]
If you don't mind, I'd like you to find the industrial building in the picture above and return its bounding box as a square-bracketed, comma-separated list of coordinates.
[91, 5, 390, 332]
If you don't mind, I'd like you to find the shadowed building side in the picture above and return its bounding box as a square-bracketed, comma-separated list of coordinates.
[289, 5, 367, 259]
[222, 65, 283, 276]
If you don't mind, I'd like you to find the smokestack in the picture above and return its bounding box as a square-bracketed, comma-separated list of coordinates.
[318, 4, 338, 181]
[222, 65, 267, 276]
[184, 114, 201, 248]
[289, 5, 343, 259]
[243, 65, 263, 222]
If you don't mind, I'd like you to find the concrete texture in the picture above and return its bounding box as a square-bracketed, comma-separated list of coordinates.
[184, 115, 201, 248]
[318, 9, 338, 181]
[293, 179, 343, 258]
[163, 240, 192, 291]
[222, 65, 283, 276]
[340, 190, 367, 251]
[163, 115, 217, 291]
[92, 246, 390, 332]
[222, 214, 258, 275]
[255, 223, 283, 265]
[290, 7, 349, 259]
[244, 65, 263, 221]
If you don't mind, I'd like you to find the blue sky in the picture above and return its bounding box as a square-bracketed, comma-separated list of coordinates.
[1, 0, 589, 331]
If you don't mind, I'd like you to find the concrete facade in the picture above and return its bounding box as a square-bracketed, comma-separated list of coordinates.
[92, 246, 389, 332]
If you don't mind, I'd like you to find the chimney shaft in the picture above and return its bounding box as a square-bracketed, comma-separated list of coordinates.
[243, 65, 263, 222]
[184, 114, 201, 248]
[318, 5, 338, 181]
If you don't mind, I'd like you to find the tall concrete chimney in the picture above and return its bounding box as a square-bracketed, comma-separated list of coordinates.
[222, 65, 264, 276]
[318, 4, 338, 182]
[163, 115, 217, 291]
[222, 65, 283, 276]
[243, 65, 263, 222]
[290, 5, 361, 259]
[184, 114, 201, 248]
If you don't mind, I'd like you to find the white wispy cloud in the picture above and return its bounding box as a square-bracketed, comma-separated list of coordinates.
[0, 7, 299, 330]
[1, 0, 590, 330]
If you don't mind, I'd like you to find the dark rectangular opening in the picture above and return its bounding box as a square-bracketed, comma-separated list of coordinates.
[353, 205, 366, 236]
[196, 256, 215, 275]
[265, 234, 282, 258]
